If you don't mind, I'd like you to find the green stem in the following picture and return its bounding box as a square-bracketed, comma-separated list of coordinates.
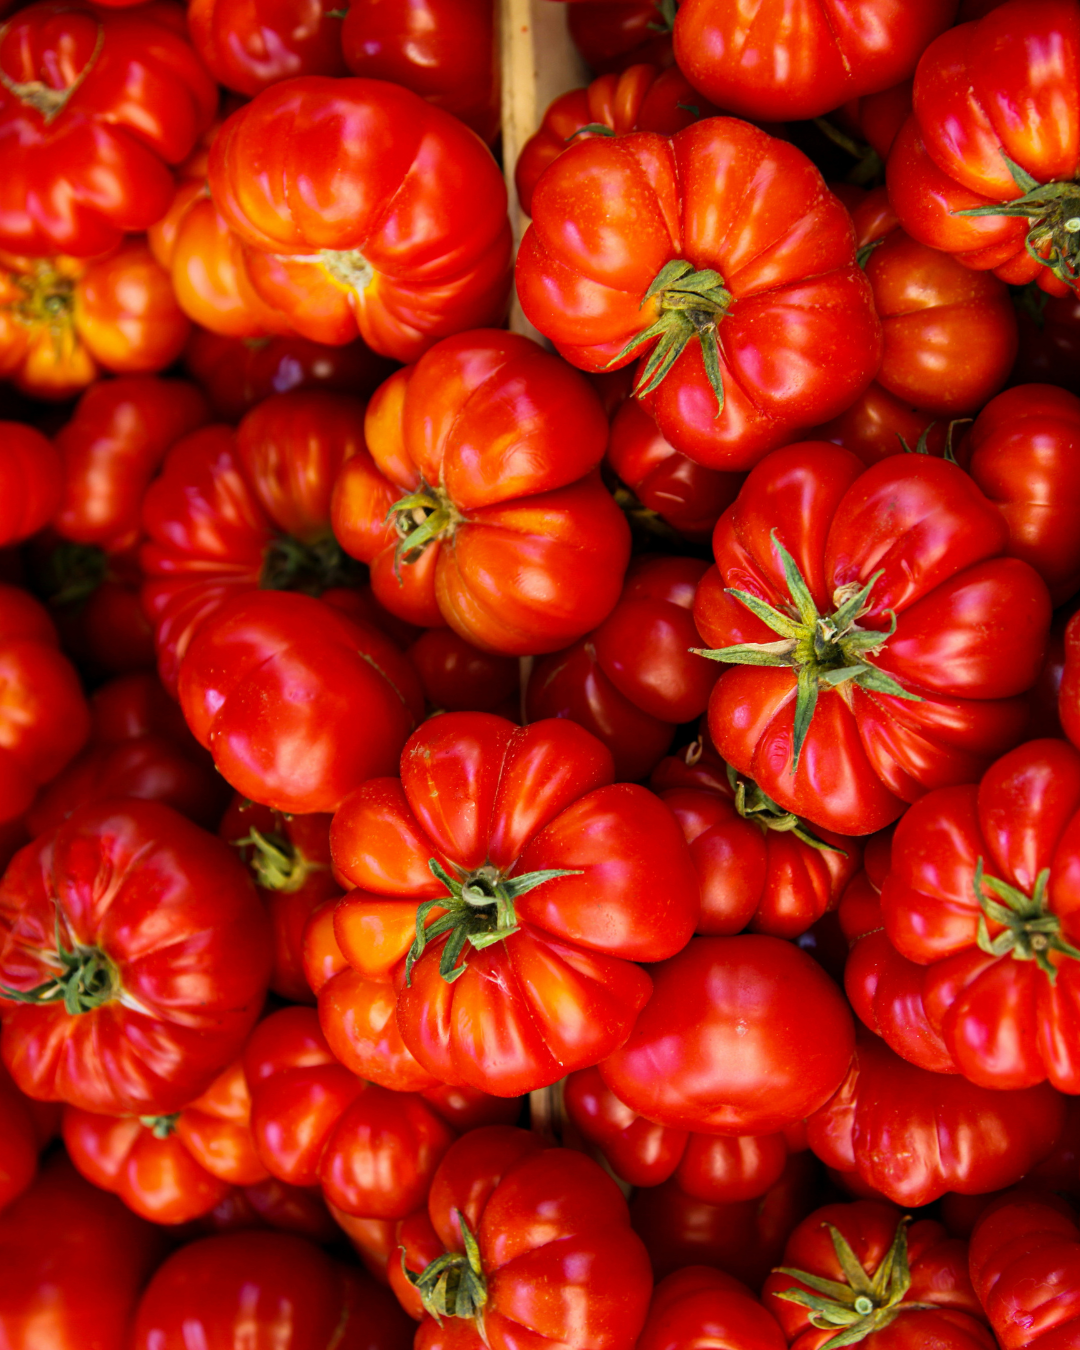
[0, 916, 119, 1016]
[401, 1210, 488, 1321]
[231, 826, 327, 893]
[974, 858, 1080, 982]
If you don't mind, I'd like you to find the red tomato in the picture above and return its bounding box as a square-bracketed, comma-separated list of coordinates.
[1012, 286, 1080, 395]
[651, 731, 862, 939]
[0, 423, 61, 545]
[0, 1153, 169, 1350]
[130, 1229, 414, 1350]
[207, 78, 512, 358]
[695, 444, 1051, 835]
[637, 1267, 786, 1350]
[179, 591, 424, 815]
[0, 1, 217, 256]
[810, 381, 948, 466]
[516, 121, 881, 471]
[674, 1, 954, 122]
[566, 0, 674, 74]
[763, 1201, 993, 1350]
[341, 0, 498, 144]
[407, 628, 519, 716]
[601, 934, 854, 1135]
[393, 1125, 653, 1350]
[330, 712, 699, 1097]
[526, 556, 716, 781]
[188, 0, 347, 95]
[330, 331, 630, 655]
[887, 2, 1080, 295]
[0, 1060, 40, 1212]
[0, 799, 271, 1114]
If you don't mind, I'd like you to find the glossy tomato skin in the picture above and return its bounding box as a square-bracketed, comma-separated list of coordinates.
[331, 330, 631, 656]
[0, 423, 62, 545]
[0, 1, 218, 257]
[674, 0, 955, 122]
[330, 713, 699, 1097]
[517, 121, 881, 471]
[130, 1229, 414, 1350]
[600, 935, 854, 1135]
[179, 591, 424, 815]
[810, 381, 947, 466]
[697, 444, 1051, 836]
[188, 0, 348, 95]
[407, 628, 519, 716]
[208, 78, 512, 358]
[395, 1125, 653, 1350]
[0, 799, 271, 1115]
[567, 0, 674, 74]
[341, 0, 498, 144]
[0, 1153, 169, 1350]
[637, 1267, 786, 1350]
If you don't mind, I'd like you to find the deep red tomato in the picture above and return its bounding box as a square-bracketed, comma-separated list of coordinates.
[968, 1190, 1080, 1348]
[407, 628, 519, 716]
[0, 1059, 40, 1212]
[674, 0, 954, 122]
[130, 1229, 414, 1350]
[887, 1, 1080, 295]
[695, 443, 1051, 835]
[0, 0, 217, 256]
[330, 330, 631, 655]
[330, 712, 699, 1097]
[188, 0, 348, 95]
[600, 934, 854, 1135]
[392, 1125, 653, 1350]
[637, 1267, 786, 1350]
[1012, 286, 1080, 395]
[566, 0, 674, 74]
[763, 1201, 993, 1350]
[0, 423, 61, 545]
[207, 78, 512, 358]
[526, 556, 716, 781]
[341, 0, 498, 144]
[806, 1030, 1065, 1207]
[516, 120, 881, 471]
[0, 1152, 169, 1350]
[651, 731, 862, 939]
[810, 382, 948, 466]
[0, 799, 271, 1115]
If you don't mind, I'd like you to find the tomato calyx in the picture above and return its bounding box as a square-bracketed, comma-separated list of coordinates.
[0, 917, 119, 1016]
[231, 826, 327, 893]
[404, 858, 583, 986]
[773, 1217, 938, 1349]
[138, 1113, 181, 1139]
[610, 259, 733, 415]
[11, 260, 77, 334]
[42, 540, 109, 608]
[974, 858, 1080, 982]
[955, 153, 1080, 289]
[726, 762, 846, 855]
[388, 481, 463, 580]
[695, 532, 919, 770]
[317, 250, 375, 294]
[402, 1209, 488, 1323]
[260, 532, 361, 593]
[0, 21, 104, 123]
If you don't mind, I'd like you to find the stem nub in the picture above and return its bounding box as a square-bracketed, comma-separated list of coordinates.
[726, 763, 845, 855]
[231, 826, 327, 893]
[386, 482, 462, 581]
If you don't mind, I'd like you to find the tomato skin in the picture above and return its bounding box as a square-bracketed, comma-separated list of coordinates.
[674, 0, 955, 122]
[806, 1031, 1065, 1207]
[0, 1, 218, 257]
[188, 0, 348, 95]
[0, 1061, 40, 1212]
[0, 799, 272, 1115]
[697, 444, 1051, 835]
[566, 0, 674, 75]
[341, 0, 498, 144]
[1012, 288, 1080, 396]
[637, 1267, 786, 1350]
[810, 381, 947, 466]
[0, 424, 62, 545]
[207, 78, 512, 360]
[407, 628, 519, 716]
[331, 331, 631, 656]
[517, 121, 881, 471]
[601, 934, 854, 1135]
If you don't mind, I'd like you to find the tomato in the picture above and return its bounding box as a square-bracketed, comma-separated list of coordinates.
[807, 1030, 1065, 1207]
[763, 1201, 993, 1350]
[1012, 286, 1080, 395]
[637, 1267, 786, 1350]
[330, 712, 699, 1096]
[393, 1125, 653, 1350]
[140, 388, 373, 693]
[0, 799, 271, 1114]
[0, 584, 90, 822]
[330, 330, 631, 655]
[0, 1060, 39, 1212]
[0, 1, 217, 257]
[810, 382, 949, 466]
[651, 731, 862, 939]
[0, 423, 61, 546]
[564, 1064, 807, 1203]
[188, 0, 347, 95]
[601, 934, 854, 1135]
[341, 0, 498, 144]
[518, 120, 880, 472]
[179, 591, 424, 815]
[0, 240, 191, 398]
[695, 444, 1051, 835]
[887, 1, 1080, 295]
[674, 1, 953, 122]
[407, 628, 519, 716]
[207, 78, 512, 358]
[566, 0, 674, 75]
[131, 1229, 414, 1350]
[968, 1190, 1080, 1348]
[515, 64, 719, 217]
[221, 796, 341, 1003]
[0, 1152, 169, 1350]
[526, 556, 716, 781]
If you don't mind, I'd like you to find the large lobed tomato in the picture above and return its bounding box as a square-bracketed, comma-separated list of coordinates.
[187, 0, 347, 95]
[330, 712, 699, 1096]
[695, 443, 1051, 835]
[516, 119, 881, 471]
[637, 1267, 786, 1350]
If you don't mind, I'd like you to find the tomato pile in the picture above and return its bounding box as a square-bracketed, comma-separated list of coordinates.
[5, 0, 1080, 1346]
